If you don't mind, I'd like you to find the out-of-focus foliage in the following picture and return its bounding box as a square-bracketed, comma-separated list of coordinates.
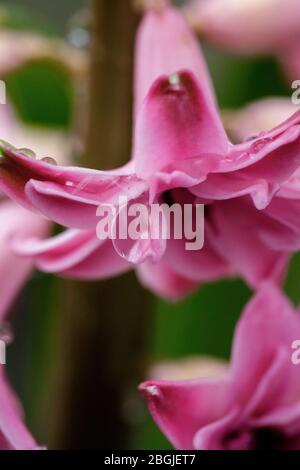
[0, 6, 58, 36]
[7, 61, 74, 127]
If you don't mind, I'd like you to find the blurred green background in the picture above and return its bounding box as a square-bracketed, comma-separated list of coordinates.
[1, 0, 299, 450]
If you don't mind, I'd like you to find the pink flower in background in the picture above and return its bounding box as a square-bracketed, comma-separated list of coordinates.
[0, 6, 300, 297]
[0, 30, 85, 78]
[149, 356, 228, 382]
[184, 0, 300, 80]
[0, 199, 49, 321]
[224, 98, 300, 144]
[0, 365, 40, 450]
[140, 283, 300, 450]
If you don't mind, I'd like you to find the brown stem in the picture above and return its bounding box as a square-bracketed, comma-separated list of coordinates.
[47, 0, 151, 449]
[84, 0, 138, 170]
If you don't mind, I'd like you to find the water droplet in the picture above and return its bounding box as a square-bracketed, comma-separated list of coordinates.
[146, 385, 160, 397]
[17, 148, 36, 159]
[68, 28, 90, 49]
[0, 322, 13, 344]
[40, 156, 57, 166]
[169, 73, 180, 87]
[249, 138, 272, 154]
[65, 181, 74, 187]
[67, 9, 90, 50]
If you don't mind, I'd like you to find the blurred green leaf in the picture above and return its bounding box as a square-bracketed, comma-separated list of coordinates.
[7, 61, 74, 128]
[153, 280, 251, 361]
[205, 47, 290, 109]
[285, 253, 300, 305]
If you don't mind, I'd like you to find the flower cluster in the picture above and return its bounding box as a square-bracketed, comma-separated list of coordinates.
[0, 0, 299, 450]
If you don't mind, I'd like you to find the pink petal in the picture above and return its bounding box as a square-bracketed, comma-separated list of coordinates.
[225, 98, 300, 144]
[133, 70, 227, 179]
[192, 120, 300, 209]
[134, 6, 216, 115]
[0, 144, 146, 228]
[244, 348, 291, 418]
[230, 283, 300, 408]
[279, 168, 300, 199]
[147, 160, 220, 202]
[258, 197, 300, 251]
[162, 223, 233, 283]
[137, 261, 199, 300]
[184, 0, 300, 55]
[139, 377, 230, 449]
[194, 350, 300, 449]
[209, 199, 290, 287]
[111, 198, 167, 264]
[13, 228, 130, 280]
[193, 409, 244, 450]
[0, 199, 49, 321]
[0, 366, 38, 450]
[251, 402, 300, 438]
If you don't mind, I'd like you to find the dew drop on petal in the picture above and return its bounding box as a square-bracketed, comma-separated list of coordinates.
[40, 156, 58, 166]
[17, 148, 36, 159]
[169, 73, 180, 87]
[0, 322, 13, 344]
[146, 385, 160, 397]
[249, 137, 272, 154]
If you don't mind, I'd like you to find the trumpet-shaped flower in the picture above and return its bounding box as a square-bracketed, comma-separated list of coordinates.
[140, 284, 300, 450]
[0, 7, 300, 299]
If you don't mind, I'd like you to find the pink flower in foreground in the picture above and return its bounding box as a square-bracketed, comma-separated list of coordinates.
[0, 6, 300, 299]
[0, 7, 231, 300]
[0, 365, 40, 449]
[184, 0, 300, 80]
[140, 284, 300, 450]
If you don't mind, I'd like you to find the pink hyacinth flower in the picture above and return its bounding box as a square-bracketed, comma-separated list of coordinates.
[0, 6, 300, 298]
[0, 365, 40, 450]
[140, 283, 300, 450]
[184, 0, 300, 80]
